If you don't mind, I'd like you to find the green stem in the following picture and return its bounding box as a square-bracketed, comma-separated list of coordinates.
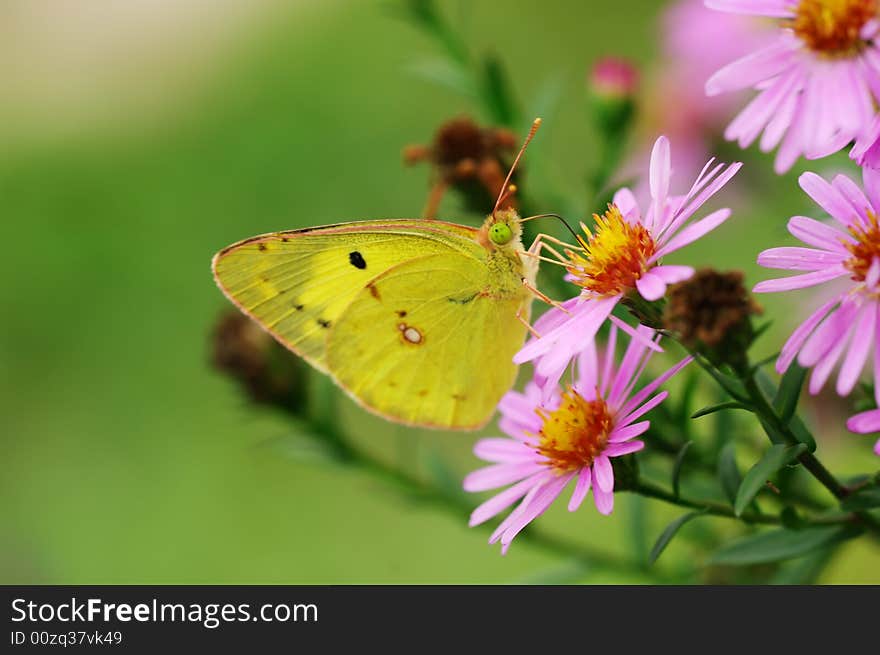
[295, 390, 675, 581]
[631, 479, 851, 528]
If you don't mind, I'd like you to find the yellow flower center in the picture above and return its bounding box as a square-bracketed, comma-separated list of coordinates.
[793, 0, 877, 56]
[536, 387, 612, 472]
[844, 210, 880, 282]
[566, 204, 656, 297]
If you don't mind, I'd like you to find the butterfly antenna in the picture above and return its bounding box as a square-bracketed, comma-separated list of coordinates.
[519, 212, 583, 243]
[492, 117, 542, 216]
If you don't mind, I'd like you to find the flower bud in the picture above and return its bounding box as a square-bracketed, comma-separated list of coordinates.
[589, 57, 639, 135]
[663, 269, 762, 370]
[211, 311, 309, 412]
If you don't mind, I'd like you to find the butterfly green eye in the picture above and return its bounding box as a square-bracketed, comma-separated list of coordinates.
[489, 223, 513, 245]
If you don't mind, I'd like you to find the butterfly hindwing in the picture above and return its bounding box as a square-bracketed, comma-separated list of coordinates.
[212, 220, 482, 372]
[326, 253, 529, 429]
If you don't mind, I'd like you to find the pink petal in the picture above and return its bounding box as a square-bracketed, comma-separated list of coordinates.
[609, 420, 652, 444]
[592, 454, 614, 492]
[468, 471, 546, 527]
[463, 461, 543, 492]
[787, 215, 852, 253]
[473, 438, 537, 463]
[752, 266, 848, 293]
[591, 469, 615, 515]
[776, 297, 839, 373]
[568, 468, 592, 512]
[617, 356, 693, 419]
[706, 39, 797, 96]
[836, 303, 876, 396]
[499, 473, 573, 552]
[651, 264, 695, 284]
[654, 208, 731, 259]
[649, 136, 671, 232]
[613, 187, 640, 221]
[799, 300, 859, 368]
[604, 440, 645, 457]
[757, 247, 845, 271]
[799, 172, 861, 227]
[705, 0, 794, 17]
[617, 392, 668, 427]
[847, 408, 880, 433]
[636, 271, 667, 301]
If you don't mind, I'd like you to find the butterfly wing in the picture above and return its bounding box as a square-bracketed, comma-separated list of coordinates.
[212, 220, 480, 373]
[326, 253, 530, 429]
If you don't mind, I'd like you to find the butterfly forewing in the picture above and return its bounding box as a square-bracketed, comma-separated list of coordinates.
[212, 219, 531, 429]
[327, 253, 528, 429]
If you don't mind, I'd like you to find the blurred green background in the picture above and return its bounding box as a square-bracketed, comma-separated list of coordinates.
[1, 0, 877, 583]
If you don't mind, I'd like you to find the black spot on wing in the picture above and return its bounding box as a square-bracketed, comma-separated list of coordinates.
[317, 318, 331, 328]
[396, 310, 407, 318]
[349, 251, 367, 269]
[294, 303, 304, 310]
[258, 243, 268, 252]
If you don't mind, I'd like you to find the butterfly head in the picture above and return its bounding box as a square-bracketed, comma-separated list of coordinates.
[481, 208, 524, 251]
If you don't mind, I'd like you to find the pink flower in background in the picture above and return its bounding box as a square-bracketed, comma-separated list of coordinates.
[705, 0, 880, 173]
[664, 0, 775, 127]
[515, 137, 741, 392]
[464, 326, 691, 554]
[625, 0, 769, 201]
[846, 410, 880, 455]
[754, 167, 880, 398]
[590, 57, 639, 99]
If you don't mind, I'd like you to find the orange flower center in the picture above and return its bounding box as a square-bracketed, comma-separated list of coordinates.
[844, 210, 880, 282]
[536, 388, 612, 472]
[793, 0, 877, 55]
[566, 204, 656, 297]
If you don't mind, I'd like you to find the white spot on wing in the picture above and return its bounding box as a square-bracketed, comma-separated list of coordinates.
[399, 324, 423, 344]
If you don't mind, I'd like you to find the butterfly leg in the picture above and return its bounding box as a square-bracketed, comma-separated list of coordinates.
[521, 278, 571, 314]
[516, 307, 541, 339]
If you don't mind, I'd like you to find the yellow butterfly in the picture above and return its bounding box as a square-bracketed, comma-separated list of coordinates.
[212, 120, 548, 430]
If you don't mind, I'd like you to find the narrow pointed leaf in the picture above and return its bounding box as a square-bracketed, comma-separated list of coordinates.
[735, 444, 806, 516]
[649, 510, 707, 565]
[773, 363, 807, 422]
[717, 443, 742, 505]
[691, 401, 750, 419]
[708, 525, 859, 566]
[481, 54, 518, 126]
[672, 441, 693, 499]
[841, 486, 880, 510]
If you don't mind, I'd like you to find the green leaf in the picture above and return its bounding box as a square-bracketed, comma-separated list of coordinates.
[649, 510, 707, 565]
[691, 401, 750, 419]
[407, 58, 476, 97]
[671, 441, 693, 500]
[754, 369, 777, 403]
[773, 363, 807, 422]
[693, 355, 748, 400]
[750, 320, 773, 345]
[717, 443, 742, 506]
[481, 54, 518, 127]
[708, 525, 859, 566]
[786, 414, 817, 452]
[769, 547, 837, 584]
[841, 486, 880, 510]
[735, 444, 807, 516]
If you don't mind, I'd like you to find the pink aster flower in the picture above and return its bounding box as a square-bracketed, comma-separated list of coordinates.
[464, 325, 691, 554]
[753, 167, 880, 398]
[851, 113, 880, 168]
[846, 409, 880, 455]
[705, 0, 880, 173]
[515, 136, 741, 392]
